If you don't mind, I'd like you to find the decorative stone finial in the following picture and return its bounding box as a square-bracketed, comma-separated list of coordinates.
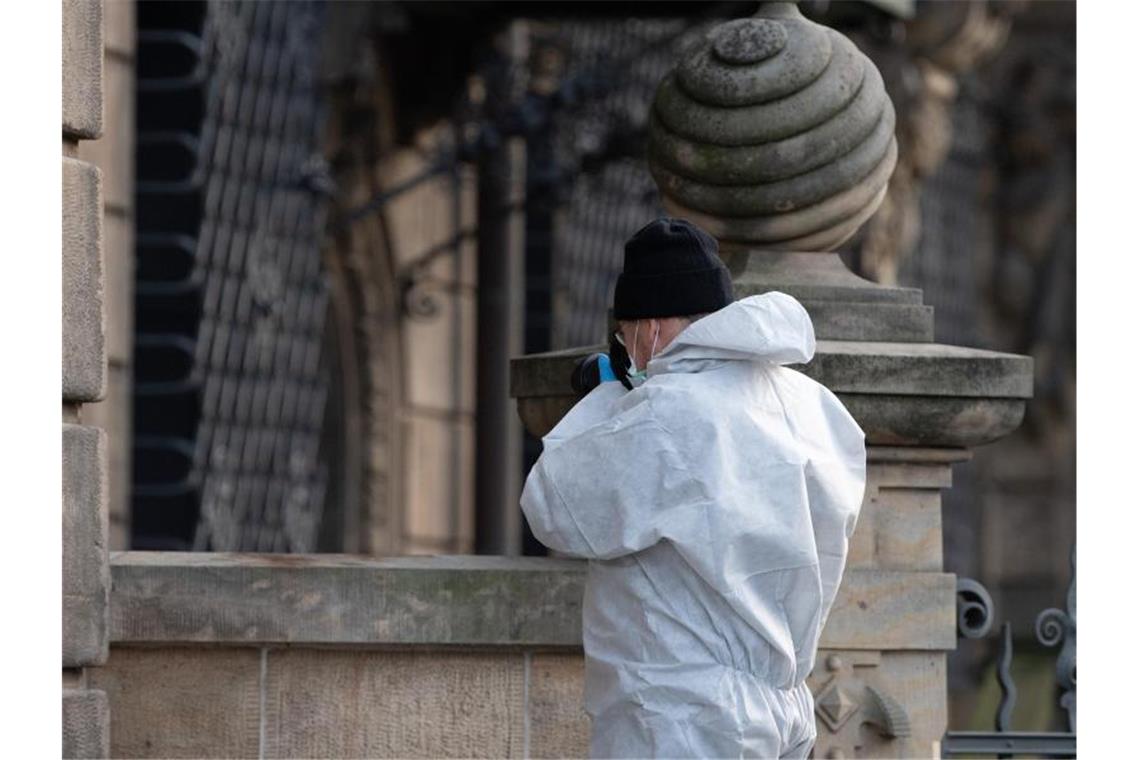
[648, 1, 898, 251]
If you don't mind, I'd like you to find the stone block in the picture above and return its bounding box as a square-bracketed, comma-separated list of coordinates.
[804, 340, 1034, 399]
[808, 650, 947, 758]
[63, 157, 106, 402]
[63, 424, 109, 667]
[848, 485, 943, 571]
[263, 649, 525, 758]
[869, 461, 954, 490]
[81, 364, 131, 549]
[77, 56, 133, 212]
[527, 654, 590, 759]
[62, 688, 109, 759]
[110, 553, 587, 647]
[89, 647, 261, 758]
[845, 484, 878, 570]
[109, 553, 950, 653]
[62, 0, 103, 138]
[873, 488, 943, 570]
[403, 414, 475, 546]
[821, 570, 955, 651]
[403, 290, 476, 413]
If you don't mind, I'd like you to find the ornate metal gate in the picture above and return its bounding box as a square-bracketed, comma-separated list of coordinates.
[132, 0, 334, 551]
[944, 548, 1076, 757]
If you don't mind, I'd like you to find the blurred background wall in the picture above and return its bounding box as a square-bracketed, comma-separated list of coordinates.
[98, 0, 1074, 734]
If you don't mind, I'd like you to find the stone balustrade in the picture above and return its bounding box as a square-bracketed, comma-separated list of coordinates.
[101, 545, 956, 757]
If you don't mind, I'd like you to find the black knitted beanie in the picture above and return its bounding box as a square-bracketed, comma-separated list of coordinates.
[612, 217, 734, 320]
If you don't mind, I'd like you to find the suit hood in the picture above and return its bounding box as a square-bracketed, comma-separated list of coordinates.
[648, 292, 816, 375]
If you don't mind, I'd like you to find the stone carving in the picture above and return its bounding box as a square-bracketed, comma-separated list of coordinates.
[648, 1, 897, 251]
[808, 650, 915, 758]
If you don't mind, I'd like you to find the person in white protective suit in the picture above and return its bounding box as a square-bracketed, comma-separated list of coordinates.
[520, 218, 867, 759]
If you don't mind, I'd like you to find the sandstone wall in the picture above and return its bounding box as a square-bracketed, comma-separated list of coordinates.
[103, 447, 960, 760]
[63, 0, 111, 755]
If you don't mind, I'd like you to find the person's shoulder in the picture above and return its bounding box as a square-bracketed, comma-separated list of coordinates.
[627, 378, 720, 434]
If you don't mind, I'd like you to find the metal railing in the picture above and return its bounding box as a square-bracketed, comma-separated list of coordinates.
[943, 547, 1076, 758]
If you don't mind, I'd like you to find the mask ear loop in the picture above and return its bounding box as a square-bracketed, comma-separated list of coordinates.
[648, 322, 660, 365]
[631, 320, 641, 372]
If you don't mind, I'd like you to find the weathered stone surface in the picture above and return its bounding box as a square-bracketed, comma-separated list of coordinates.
[866, 446, 971, 465]
[846, 484, 879, 570]
[110, 554, 950, 651]
[838, 393, 1028, 448]
[63, 157, 106, 402]
[63, 688, 109, 759]
[868, 488, 943, 571]
[650, 123, 895, 216]
[650, 5, 896, 249]
[822, 570, 955, 650]
[511, 339, 1032, 444]
[515, 389, 1024, 448]
[62, 0, 103, 138]
[263, 649, 525, 759]
[794, 298, 933, 342]
[63, 424, 109, 667]
[81, 365, 131, 550]
[676, 12, 831, 107]
[869, 460, 954, 490]
[528, 654, 590, 759]
[652, 59, 886, 185]
[653, 46, 862, 146]
[808, 650, 947, 758]
[513, 340, 1031, 400]
[110, 553, 587, 646]
[724, 251, 924, 303]
[662, 141, 899, 248]
[799, 340, 1034, 398]
[90, 647, 260, 758]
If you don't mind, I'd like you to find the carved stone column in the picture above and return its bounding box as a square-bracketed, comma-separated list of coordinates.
[510, 3, 1032, 757]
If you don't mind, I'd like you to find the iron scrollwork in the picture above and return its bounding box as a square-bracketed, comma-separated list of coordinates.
[956, 577, 995, 640]
[941, 546, 1076, 758]
[1034, 546, 1076, 733]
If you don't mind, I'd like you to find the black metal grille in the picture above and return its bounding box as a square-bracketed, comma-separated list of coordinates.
[525, 19, 717, 350]
[132, 0, 332, 551]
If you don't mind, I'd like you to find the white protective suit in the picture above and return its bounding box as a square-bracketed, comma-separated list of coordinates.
[520, 292, 867, 759]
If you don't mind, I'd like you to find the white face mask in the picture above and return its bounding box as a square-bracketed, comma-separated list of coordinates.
[627, 320, 660, 388]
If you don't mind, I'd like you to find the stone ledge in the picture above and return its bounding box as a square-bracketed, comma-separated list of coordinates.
[62, 0, 103, 138]
[110, 553, 954, 651]
[62, 688, 109, 760]
[797, 340, 1034, 398]
[63, 157, 106, 402]
[516, 392, 1026, 448]
[64, 424, 109, 667]
[510, 341, 1033, 400]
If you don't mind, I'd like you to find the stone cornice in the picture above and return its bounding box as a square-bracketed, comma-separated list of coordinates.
[110, 553, 955, 652]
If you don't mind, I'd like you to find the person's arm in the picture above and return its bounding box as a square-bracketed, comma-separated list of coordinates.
[520, 394, 703, 560]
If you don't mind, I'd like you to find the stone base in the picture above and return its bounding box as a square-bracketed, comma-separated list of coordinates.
[725, 251, 934, 342]
[63, 689, 110, 760]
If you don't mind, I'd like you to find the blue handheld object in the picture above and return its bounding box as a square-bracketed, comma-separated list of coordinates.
[597, 353, 617, 383]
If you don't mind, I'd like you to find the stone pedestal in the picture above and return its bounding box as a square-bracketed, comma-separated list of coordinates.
[508, 5, 1033, 755]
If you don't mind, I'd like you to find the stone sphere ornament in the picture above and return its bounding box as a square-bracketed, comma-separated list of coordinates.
[648, 1, 898, 251]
